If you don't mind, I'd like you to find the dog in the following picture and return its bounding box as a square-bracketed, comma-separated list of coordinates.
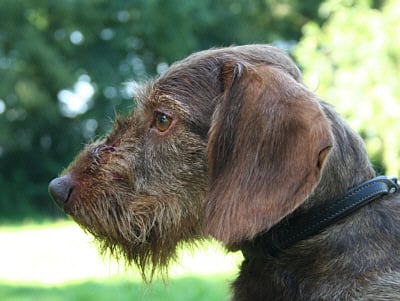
[49, 45, 400, 300]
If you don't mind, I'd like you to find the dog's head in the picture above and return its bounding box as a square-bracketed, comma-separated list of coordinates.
[49, 45, 332, 275]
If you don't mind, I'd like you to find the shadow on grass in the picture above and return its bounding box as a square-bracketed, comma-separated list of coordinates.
[0, 274, 233, 301]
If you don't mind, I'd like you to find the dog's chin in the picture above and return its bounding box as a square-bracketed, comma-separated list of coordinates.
[67, 200, 190, 280]
[72, 218, 174, 279]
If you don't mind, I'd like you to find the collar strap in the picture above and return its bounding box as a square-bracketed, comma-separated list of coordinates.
[242, 176, 400, 258]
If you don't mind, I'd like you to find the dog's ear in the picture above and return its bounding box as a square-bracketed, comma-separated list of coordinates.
[204, 63, 333, 247]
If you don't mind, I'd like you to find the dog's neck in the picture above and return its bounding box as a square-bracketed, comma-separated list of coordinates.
[241, 176, 399, 259]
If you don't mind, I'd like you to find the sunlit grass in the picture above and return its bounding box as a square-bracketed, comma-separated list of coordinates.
[0, 221, 243, 301]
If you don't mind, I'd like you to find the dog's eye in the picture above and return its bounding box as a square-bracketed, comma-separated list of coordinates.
[154, 112, 172, 132]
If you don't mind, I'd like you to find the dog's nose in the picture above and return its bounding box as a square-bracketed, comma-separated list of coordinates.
[48, 175, 74, 209]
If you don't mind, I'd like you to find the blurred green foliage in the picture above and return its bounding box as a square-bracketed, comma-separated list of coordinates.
[294, 0, 400, 175]
[0, 0, 397, 220]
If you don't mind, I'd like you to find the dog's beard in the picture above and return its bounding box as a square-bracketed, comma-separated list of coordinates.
[68, 192, 201, 281]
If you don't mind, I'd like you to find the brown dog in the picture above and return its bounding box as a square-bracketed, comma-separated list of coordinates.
[49, 45, 400, 300]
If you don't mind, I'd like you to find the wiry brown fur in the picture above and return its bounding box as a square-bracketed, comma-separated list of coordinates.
[49, 45, 400, 299]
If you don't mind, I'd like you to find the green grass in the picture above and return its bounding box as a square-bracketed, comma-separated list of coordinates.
[0, 221, 242, 301]
[1, 276, 232, 301]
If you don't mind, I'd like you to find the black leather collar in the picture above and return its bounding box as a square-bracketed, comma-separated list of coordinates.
[242, 176, 400, 258]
